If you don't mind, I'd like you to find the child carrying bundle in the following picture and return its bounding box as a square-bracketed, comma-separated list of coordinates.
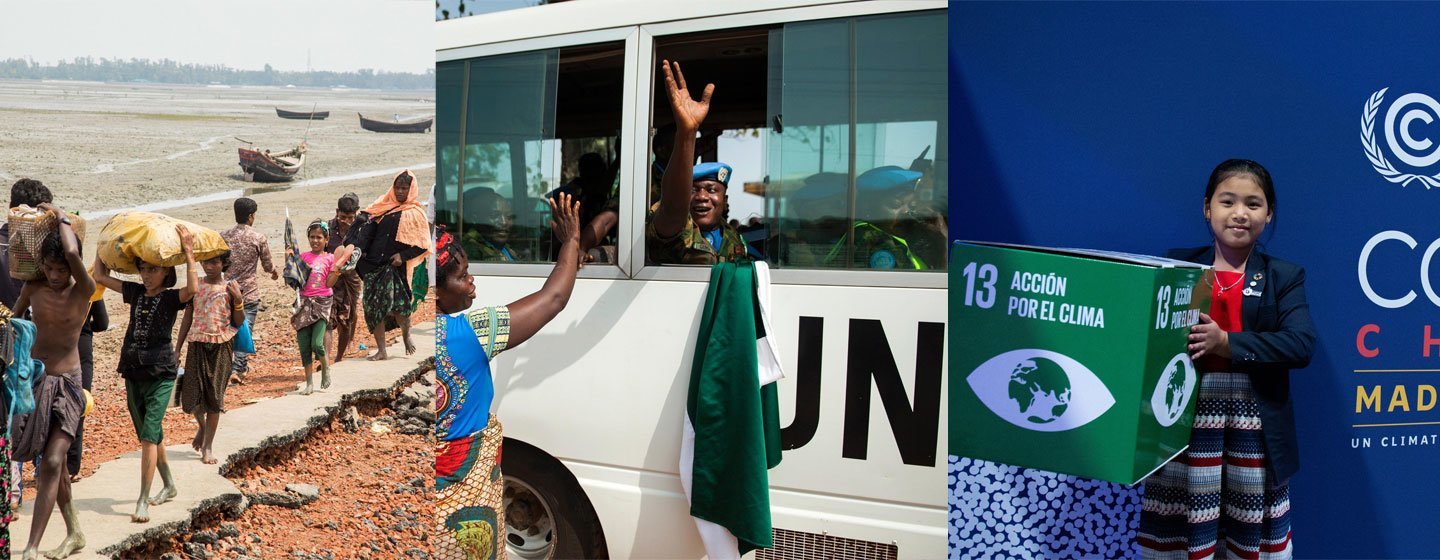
[289, 219, 348, 395]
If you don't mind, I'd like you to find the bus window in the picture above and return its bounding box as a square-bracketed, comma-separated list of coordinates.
[647, 11, 947, 271]
[437, 42, 624, 265]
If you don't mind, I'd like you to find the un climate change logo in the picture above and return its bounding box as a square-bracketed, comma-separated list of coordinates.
[966, 349, 1115, 432]
[1150, 353, 1196, 427]
[1364, 88, 1440, 188]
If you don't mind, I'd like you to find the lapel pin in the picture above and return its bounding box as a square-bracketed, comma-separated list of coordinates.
[1253, 273, 1263, 281]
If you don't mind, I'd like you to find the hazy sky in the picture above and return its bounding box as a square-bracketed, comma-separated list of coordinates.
[0, 0, 433, 74]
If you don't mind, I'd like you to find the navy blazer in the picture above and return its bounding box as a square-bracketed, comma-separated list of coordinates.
[1167, 247, 1317, 483]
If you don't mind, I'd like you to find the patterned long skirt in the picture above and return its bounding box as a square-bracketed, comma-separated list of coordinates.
[436, 416, 505, 560]
[362, 265, 414, 332]
[1138, 372, 1293, 559]
[182, 340, 234, 414]
[0, 422, 12, 556]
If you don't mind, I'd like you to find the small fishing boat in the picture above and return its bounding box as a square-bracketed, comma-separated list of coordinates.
[276, 108, 330, 120]
[358, 113, 433, 133]
[238, 143, 306, 182]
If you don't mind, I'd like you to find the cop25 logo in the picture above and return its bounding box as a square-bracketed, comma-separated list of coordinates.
[1150, 353, 1197, 428]
[966, 349, 1115, 432]
[1364, 88, 1440, 188]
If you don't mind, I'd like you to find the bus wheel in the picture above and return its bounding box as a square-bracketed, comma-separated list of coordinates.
[502, 439, 608, 559]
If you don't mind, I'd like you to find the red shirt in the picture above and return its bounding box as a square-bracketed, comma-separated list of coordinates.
[1201, 270, 1245, 372]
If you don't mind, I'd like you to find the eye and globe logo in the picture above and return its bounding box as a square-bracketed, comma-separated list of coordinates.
[1363, 88, 1440, 188]
[1150, 353, 1197, 427]
[966, 349, 1115, 432]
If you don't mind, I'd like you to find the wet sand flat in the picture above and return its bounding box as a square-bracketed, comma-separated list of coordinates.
[0, 79, 434, 215]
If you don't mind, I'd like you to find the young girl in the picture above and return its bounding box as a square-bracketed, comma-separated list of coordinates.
[1138, 160, 1316, 559]
[435, 193, 582, 560]
[291, 220, 345, 395]
[92, 224, 198, 524]
[175, 251, 243, 465]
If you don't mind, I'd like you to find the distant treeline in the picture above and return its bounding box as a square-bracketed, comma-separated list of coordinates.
[0, 57, 433, 90]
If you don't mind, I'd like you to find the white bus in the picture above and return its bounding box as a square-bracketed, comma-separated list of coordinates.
[437, 1, 948, 558]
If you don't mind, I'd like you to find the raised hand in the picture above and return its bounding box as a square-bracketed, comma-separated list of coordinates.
[548, 192, 581, 245]
[661, 59, 713, 133]
[176, 224, 195, 254]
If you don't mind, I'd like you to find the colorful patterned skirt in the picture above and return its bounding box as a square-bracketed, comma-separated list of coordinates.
[1139, 372, 1293, 560]
[362, 265, 414, 332]
[436, 416, 505, 560]
[182, 340, 234, 414]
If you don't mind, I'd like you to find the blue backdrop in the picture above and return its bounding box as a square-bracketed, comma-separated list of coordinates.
[951, 3, 1440, 557]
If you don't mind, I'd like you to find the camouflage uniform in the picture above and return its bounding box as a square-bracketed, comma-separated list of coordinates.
[823, 221, 927, 270]
[646, 214, 749, 265]
[462, 232, 519, 263]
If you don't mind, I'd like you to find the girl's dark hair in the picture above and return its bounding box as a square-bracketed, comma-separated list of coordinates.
[394, 173, 414, 189]
[135, 258, 178, 288]
[307, 220, 328, 237]
[1205, 159, 1276, 213]
[206, 250, 231, 269]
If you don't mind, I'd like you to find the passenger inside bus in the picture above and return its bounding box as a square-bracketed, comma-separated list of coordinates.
[548, 151, 621, 263]
[824, 165, 929, 270]
[646, 60, 751, 265]
[461, 187, 524, 263]
[645, 18, 948, 271]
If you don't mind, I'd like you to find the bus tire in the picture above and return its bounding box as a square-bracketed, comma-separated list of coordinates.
[501, 438, 609, 560]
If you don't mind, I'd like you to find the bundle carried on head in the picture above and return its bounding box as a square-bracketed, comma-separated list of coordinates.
[96, 211, 229, 274]
[8, 205, 86, 281]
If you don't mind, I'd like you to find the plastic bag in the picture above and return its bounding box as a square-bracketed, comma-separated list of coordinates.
[234, 319, 256, 354]
[97, 211, 229, 274]
[282, 210, 310, 291]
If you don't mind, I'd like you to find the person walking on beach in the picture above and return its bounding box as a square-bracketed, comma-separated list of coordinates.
[68, 301, 107, 482]
[174, 250, 243, 465]
[326, 193, 363, 364]
[0, 178, 55, 533]
[11, 203, 94, 559]
[355, 170, 430, 361]
[221, 198, 278, 384]
[291, 219, 347, 394]
[92, 225, 198, 524]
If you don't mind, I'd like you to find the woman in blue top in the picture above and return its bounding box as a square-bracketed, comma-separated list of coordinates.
[434, 193, 583, 560]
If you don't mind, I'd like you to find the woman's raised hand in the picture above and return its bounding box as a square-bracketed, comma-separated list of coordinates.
[548, 192, 581, 245]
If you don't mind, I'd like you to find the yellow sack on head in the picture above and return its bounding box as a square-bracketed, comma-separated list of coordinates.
[96, 212, 229, 275]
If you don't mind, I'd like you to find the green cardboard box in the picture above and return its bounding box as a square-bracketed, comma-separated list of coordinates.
[949, 241, 1212, 485]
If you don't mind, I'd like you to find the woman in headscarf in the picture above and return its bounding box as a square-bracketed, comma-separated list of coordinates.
[355, 170, 432, 361]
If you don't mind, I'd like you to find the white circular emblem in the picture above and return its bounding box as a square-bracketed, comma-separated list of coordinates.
[1151, 353, 1197, 428]
[1363, 88, 1440, 188]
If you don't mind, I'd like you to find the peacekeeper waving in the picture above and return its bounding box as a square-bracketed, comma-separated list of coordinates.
[823, 166, 930, 270]
[646, 60, 749, 265]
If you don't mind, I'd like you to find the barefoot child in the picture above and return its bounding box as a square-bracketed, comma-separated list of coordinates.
[92, 224, 198, 523]
[291, 220, 346, 395]
[11, 203, 94, 559]
[175, 251, 243, 464]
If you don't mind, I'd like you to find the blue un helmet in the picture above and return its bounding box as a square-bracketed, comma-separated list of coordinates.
[692, 161, 733, 187]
